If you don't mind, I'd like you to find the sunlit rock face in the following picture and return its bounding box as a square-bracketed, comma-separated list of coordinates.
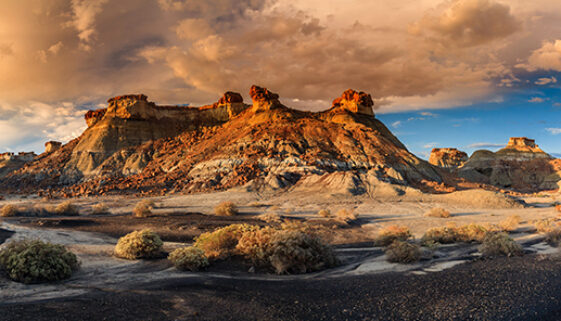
[1, 86, 446, 197]
[457, 137, 560, 191]
[429, 148, 468, 168]
[45, 141, 62, 154]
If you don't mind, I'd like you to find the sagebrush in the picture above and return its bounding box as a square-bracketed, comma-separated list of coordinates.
[168, 246, 209, 271]
[375, 225, 412, 246]
[214, 201, 238, 216]
[479, 232, 523, 257]
[114, 229, 163, 259]
[385, 241, 421, 263]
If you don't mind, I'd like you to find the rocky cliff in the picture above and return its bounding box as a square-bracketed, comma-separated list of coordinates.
[429, 148, 468, 168]
[457, 137, 560, 191]
[1, 86, 445, 197]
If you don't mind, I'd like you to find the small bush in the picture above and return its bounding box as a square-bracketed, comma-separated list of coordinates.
[0, 240, 79, 284]
[534, 218, 560, 233]
[479, 232, 523, 257]
[236, 226, 278, 265]
[424, 207, 451, 218]
[456, 224, 488, 243]
[421, 226, 458, 245]
[257, 213, 282, 223]
[335, 209, 358, 223]
[1, 204, 19, 217]
[133, 200, 154, 218]
[194, 224, 258, 260]
[168, 246, 209, 271]
[114, 230, 163, 260]
[375, 225, 412, 246]
[55, 201, 79, 216]
[91, 203, 109, 215]
[214, 201, 238, 216]
[317, 209, 331, 218]
[545, 228, 561, 246]
[267, 230, 338, 274]
[385, 241, 421, 263]
[499, 215, 521, 232]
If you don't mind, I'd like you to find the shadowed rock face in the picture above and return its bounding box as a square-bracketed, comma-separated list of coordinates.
[457, 137, 560, 191]
[45, 141, 62, 154]
[1, 86, 443, 197]
[429, 148, 468, 168]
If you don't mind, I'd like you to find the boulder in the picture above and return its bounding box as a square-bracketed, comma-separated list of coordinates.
[429, 148, 468, 168]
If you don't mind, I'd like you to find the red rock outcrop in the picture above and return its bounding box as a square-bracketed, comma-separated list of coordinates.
[429, 148, 468, 168]
[107, 94, 147, 104]
[45, 141, 62, 154]
[85, 108, 106, 127]
[331, 89, 374, 116]
[249, 85, 281, 112]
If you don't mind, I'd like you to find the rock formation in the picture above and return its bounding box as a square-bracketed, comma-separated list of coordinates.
[45, 141, 62, 154]
[457, 137, 560, 191]
[0, 152, 37, 178]
[1, 86, 444, 197]
[330, 89, 374, 116]
[429, 148, 468, 168]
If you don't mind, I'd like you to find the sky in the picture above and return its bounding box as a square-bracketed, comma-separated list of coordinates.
[0, 0, 561, 159]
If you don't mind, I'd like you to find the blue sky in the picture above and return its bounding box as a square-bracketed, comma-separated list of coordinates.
[378, 72, 561, 159]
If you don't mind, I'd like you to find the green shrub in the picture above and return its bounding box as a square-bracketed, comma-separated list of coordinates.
[0, 204, 19, 217]
[114, 230, 163, 259]
[168, 246, 209, 271]
[0, 240, 79, 284]
[214, 201, 238, 216]
[424, 207, 451, 218]
[479, 232, 523, 257]
[55, 201, 79, 216]
[375, 225, 412, 246]
[194, 224, 258, 260]
[385, 241, 421, 263]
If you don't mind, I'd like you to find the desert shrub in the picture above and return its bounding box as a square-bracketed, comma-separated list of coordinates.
[55, 201, 79, 216]
[456, 224, 488, 243]
[133, 200, 154, 218]
[335, 209, 358, 223]
[421, 226, 458, 245]
[168, 246, 209, 271]
[479, 232, 523, 257]
[257, 213, 282, 223]
[534, 218, 560, 233]
[424, 207, 451, 218]
[114, 229, 163, 260]
[375, 225, 412, 246]
[236, 226, 278, 265]
[266, 230, 338, 274]
[545, 228, 561, 246]
[317, 209, 331, 218]
[1, 204, 19, 217]
[91, 203, 109, 215]
[499, 215, 521, 232]
[214, 201, 238, 216]
[385, 241, 421, 263]
[0, 240, 79, 284]
[194, 224, 258, 260]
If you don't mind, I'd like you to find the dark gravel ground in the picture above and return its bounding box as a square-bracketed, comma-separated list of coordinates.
[2, 254, 561, 320]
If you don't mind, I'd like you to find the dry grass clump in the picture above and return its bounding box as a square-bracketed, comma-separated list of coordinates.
[421, 226, 458, 245]
[214, 201, 238, 216]
[375, 225, 412, 246]
[54, 201, 79, 216]
[499, 215, 521, 232]
[479, 232, 523, 257]
[257, 212, 283, 223]
[424, 207, 451, 218]
[0, 239, 79, 284]
[1, 204, 19, 217]
[194, 224, 258, 260]
[456, 224, 489, 243]
[533, 218, 561, 233]
[168, 246, 209, 271]
[335, 209, 358, 223]
[133, 199, 155, 218]
[317, 209, 331, 218]
[114, 229, 163, 260]
[545, 228, 561, 246]
[91, 203, 109, 215]
[385, 241, 421, 263]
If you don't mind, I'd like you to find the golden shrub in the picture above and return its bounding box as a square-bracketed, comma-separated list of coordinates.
[375, 225, 412, 246]
[385, 241, 421, 263]
[214, 201, 238, 216]
[55, 201, 79, 216]
[194, 224, 258, 260]
[91, 203, 109, 215]
[421, 226, 458, 245]
[499, 215, 521, 232]
[114, 230, 163, 260]
[317, 209, 331, 218]
[133, 199, 155, 218]
[0, 204, 19, 217]
[479, 232, 523, 257]
[257, 213, 283, 223]
[168, 246, 209, 271]
[424, 207, 451, 218]
[335, 209, 358, 223]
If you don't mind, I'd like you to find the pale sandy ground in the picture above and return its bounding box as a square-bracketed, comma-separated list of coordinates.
[1, 187, 560, 304]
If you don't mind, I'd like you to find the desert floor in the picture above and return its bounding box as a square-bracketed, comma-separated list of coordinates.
[1, 188, 561, 320]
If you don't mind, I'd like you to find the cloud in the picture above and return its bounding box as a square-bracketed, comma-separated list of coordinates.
[391, 120, 402, 128]
[68, 0, 109, 51]
[423, 142, 438, 149]
[528, 97, 545, 103]
[546, 128, 561, 135]
[410, 0, 520, 48]
[466, 142, 504, 149]
[419, 111, 438, 117]
[519, 40, 561, 72]
[535, 76, 557, 85]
